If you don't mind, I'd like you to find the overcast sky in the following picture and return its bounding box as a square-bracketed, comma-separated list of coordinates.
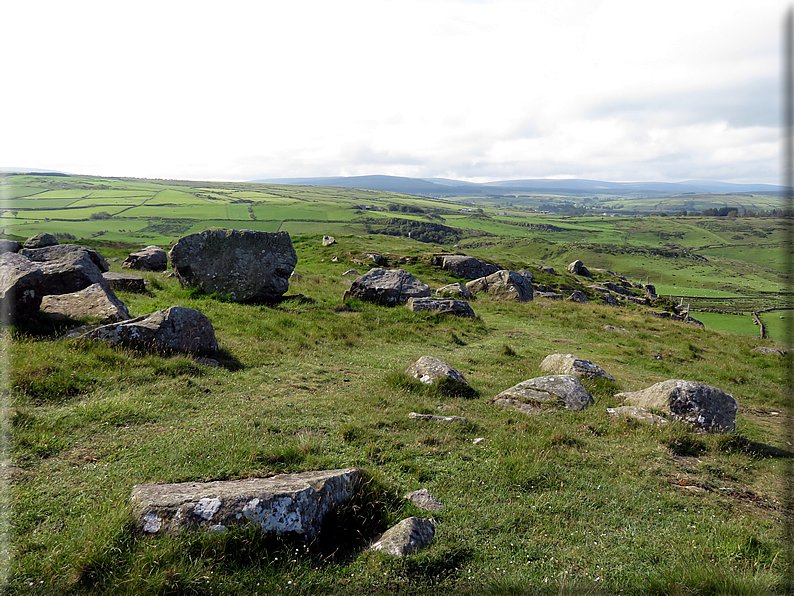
[1, 0, 786, 184]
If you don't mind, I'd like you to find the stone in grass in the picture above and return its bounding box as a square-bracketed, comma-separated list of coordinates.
[344, 268, 430, 306]
[122, 245, 168, 271]
[606, 406, 668, 425]
[567, 290, 588, 303]
[40, 282, 130, 323]
[132, 468, 363, 538]
[539, 353, 615, 381]
[103, 271, 147, 293]
[405, 488, 444, 512]
[751, 346, 786, 356]
[615, 380, 737, 433]
[406, 356, 467, 386]
[408, 412, 468, 424]
[434, 282, 473, 300]
[322, 235, 335, 246]
[466, 270, 533, 302]
[23, 233, 58, 249]
[406, 297, 475, 318]
[493, 375, 594, 413]
[370, 517, 435, 556]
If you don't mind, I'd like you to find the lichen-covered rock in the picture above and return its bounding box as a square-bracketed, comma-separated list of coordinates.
[433, 255, 498, 279]
[751, 346, 786, 356]
[79, 306, 218, 354]
[434, 282, 473, 300]
[0, 252, 45, 322]
[606, 406, 668, 425]
[122, 245, 167, 271]
[40, 283, 130, 323]
[23, 233, 58, 249]
[103, 271, 147, 293]
[131, 468, 363, 538]
[616, 380, 737, 432]
[539, 354, 615, 381]
[20, 244, 110, 295]
[494, 375, 594, 412]
[169, 229, 297, 302]
[568, 260, 590, 276]
[466, 270, 533, 302]
[343, 268, 430, 306]
[370, 517, 435, 556]
[406, 356, 467, 385]
[405, 489, 444, 512]
[322, 235, 335, 246]
[567, 290, 588, 303]
[406, 297, 475, 317]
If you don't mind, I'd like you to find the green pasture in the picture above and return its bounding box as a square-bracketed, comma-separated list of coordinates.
[758, 311, 792, 344]
[691, 312, 761, 338]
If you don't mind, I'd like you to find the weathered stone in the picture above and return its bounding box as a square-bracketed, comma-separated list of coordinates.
[536, 292, 563, 300]
[40, 283, 130, 323]
[606, 406, 668, 425]
[122, 245, 167, 271]
[616, 380, 737, 432]
[406, 297, 475, 318]
[539, 354, 615, 381]
[322, 235, 335, 246]
[370, 517, 435, 557]
[79, 306, 218, 354]
[568, 260, 590, 276]
[343, 268, 430, 306]
[433, 255, 499, 280]
[406, 356, 467, 385]
[169, 229, 297, 302]
[626, 296, 648, 305]
[604, 325, 630, 333]
[435, 282, 473, 300]
[537, 265, 556, 274]
[751, 346, 786, 356]
[494, 375, 594, 412]
[0, 240, 21, 253]
[365, 252, 386, 265]
[342, 269, 360, 276]
[643, 284, 657, 299]
[0, 252, 45, 322]
[567, 290, 588, 303]
[19, 244, 110, 295]
[103, 271, 147, 293]
[405, 489, 444, 512]
[517, 269, 535, 282]
[23, 233, 58, 249]
[602, 282, 634, 296]
[131, 468, 362, 538]
[466, 270, 533, 302]
[408, 412, 468, 423]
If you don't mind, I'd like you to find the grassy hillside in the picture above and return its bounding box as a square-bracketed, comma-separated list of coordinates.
[3, 233, 790, 595]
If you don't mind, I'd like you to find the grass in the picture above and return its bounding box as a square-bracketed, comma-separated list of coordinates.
[3, 231, 790, 595]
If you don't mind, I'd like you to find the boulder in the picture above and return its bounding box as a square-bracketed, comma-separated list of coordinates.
[567, 290, 588, 303]
[537, 265, 556, 275]
[322, 235, 335, 246]
[602, 282, 634, 297]
[0, 252, 45, 322]
[615, 380, 737, 432]
[343, 268, 430, 306]
[79, 306, 218, 354]
[494, 375, 594, 412]
[103, 271, 147, 293]
[370, 517, 435, 557]
[342, 269, 360, 276]
[406, 356, 467, 385]
[539, 354, 615, 381]
[434, 282, 473, 300]
[406, 297, 475, 318]
[588, 286, 617, 306]
[19, 244, 110, 295]
[122, 245, 168, 271]
[404, 489, 444, 512]
[568, 260, 590, 276]
[603, 325, 630, 333]
[606, 406, 668, 425]
[23, 233, 58, 249]
[365, 252, 386, 266]
[466, 270, 533, 302]
[643, 284, 657, 299]
[132, 468, 362, 538]
[433, 255, 498, 280]
[40, 283, 130, 323]
[751, 346, 786, 356]
[169, 229, 297, 302]
[0, 240, 21, 254]
[517, 269, 535, 282]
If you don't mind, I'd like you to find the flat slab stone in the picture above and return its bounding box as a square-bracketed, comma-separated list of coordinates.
[40, 282, 130, 323]
[539, 353, 615, 381]
[405, 488, 444, 511]
[494, 375, 594, 411]
[408, 412, 468, 423]
[131, 468, 363, 538]
[103, 271, 147, 293]
[406, 297, 475, 317]
[370, 517, 435, 556]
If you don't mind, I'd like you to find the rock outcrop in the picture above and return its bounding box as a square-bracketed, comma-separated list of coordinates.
[23, 233, 58, 249]
[568, 260, 590, 276]
[432, 255, 498, 279]
[616, 380, 737, 432]
[132, 468, 363, 538]
[494, 375, 594, 412]
[406, 297, 475, 317]
[434, 282, 473, 300]
[539, 354, 615, 381]
[406, 356, 467, 385]
[466, 270, 533, 302]
[40, 283, 130, 323]
[370, 517, 435, 557]
[20, 244, 110, 295]
[0, 252, 46, 322]
[122, 245, 167, 271]
[567, 290, 588, 303]
[343, 268, 430, 306]
[169, 229, 297, 302]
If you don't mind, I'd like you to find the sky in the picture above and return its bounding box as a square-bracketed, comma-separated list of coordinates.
[1, 0, 787, 184]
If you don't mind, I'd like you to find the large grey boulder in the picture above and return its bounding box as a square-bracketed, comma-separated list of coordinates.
[23, 233, 58, 249]
[539, 354, 615, 381]
[122, 245, 167, 271]
[169, 229, 297, 302]
[434, 282, 473, 300]
[568, 260, 590, 276]
[103, 271, 147, 293]
[132, 468, 362, 538]
[79, 306, 218, 354]
[370, 517, 435, 557]
[0, 240, 21, 254]
[494, 375, 594, 412]
[433, 255, 498, 280]
[616, 380, 737, 432]
[406, 356, 467, 386]
[0, 252, 45, 322]
[343, 268, 430, 306]
[19, 244, 109, 295]
[406, 297, 475, 318]
[40, 283, 130, 323]
[466, 270, 533, 302]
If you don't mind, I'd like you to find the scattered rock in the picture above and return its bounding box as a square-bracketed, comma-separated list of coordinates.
[404, 489, 444, 512]
[568, 260, 590, 276]
[434, 282, 473, 300]
[643, 284, 657, 299]
[432, 255, 499, 279]
[494, 375, 594, 412]
[408, 412, 468, 423]
[751, 346, 786, 356]
[606, 405, 668, 425]
[132, 468, 362, 538]
[103, 271, 147, 293]
[370, 517, 435, 557]
[466, 270, 533, 302]
[40, 283, 130, 323]
[567, 290, 588, 303]
[122, 245, 168, 271]
[539, 354, 615, 381]
[365, 252, 386, 266]
[342, 269, 360, 276]
[406, 356, 467, 385]
[169, 229, 297, 302]
[78, 306, 218, 354]
[604, 325, 630, 333]
[0, 252, 45, 322]
[588, 285, 617, 305]
[322, 235, 335, 246]
[343, 268, 430, 306]
[472, 437, 486, 444]
[20, 244, 110, 294]
[23, 233, 58, 249]
[535, 291, 563, 300]
[602, 282, 634, 297]
[406, 297, 475, 317]
[0, 240, 21, 253]
[517, 269, 535, 282]
[537, 265, 556, 274]
[616, 380, 737, 432]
